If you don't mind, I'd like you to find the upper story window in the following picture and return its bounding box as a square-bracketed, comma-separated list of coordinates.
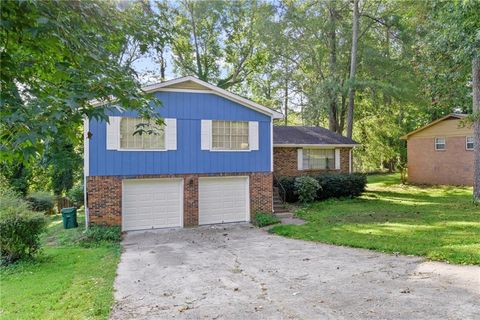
[466, 136, 474, 150]
[212, 120, 249, 150]
[303, 149, 335, 170]
[120, 117, 165, 150]
[435, 137, 446, 150]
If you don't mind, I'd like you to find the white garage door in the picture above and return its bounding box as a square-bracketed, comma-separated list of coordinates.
[122, 179, 183, 231]
[199, 177, 249, 225]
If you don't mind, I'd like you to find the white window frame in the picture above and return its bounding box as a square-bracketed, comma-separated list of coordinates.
[302, 148, 336, 170]
[119, 117, 166, 151]
[466, 136, 474, 151]
[434, 137, 446, 151]
[210, 120, 250, 152]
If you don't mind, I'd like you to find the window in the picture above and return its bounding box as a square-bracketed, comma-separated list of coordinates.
[466, 136, 474, 150]
[303, 149, 335, 170]
[120, 117, 164, 150]
[212, 120, 249, 150]
[435, 137, 446, 150]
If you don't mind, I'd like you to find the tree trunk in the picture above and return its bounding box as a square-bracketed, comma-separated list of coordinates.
[346, 0, 359, 139]
[284, 78, 289, 126]
[473, 55, 480, 202]
[328, 5, 338, 132]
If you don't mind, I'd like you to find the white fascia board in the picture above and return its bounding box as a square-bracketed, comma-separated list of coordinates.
[96, 76, 284, 119]
[273, 144, 358, 148]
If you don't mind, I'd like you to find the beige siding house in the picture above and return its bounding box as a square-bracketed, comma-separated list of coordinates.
[401, 114, 474, 186]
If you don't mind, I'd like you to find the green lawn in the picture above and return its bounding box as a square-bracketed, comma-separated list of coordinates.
[0, 213, 120, 319]
[271, 174, 480, 265]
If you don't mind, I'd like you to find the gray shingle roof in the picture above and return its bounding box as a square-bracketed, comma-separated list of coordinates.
[273, 126, 358, 146]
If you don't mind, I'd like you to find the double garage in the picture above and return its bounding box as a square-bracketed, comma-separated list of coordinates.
[122, 176, 250, 231]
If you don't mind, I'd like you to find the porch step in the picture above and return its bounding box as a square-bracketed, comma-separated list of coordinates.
[274, 212, 294, 219]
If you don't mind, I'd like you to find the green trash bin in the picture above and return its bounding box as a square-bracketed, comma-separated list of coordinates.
[61, 207, 78, 229]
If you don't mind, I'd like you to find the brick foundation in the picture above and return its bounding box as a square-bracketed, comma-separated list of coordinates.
[87, 172, 273, 228]
[273, 147, 352, 177]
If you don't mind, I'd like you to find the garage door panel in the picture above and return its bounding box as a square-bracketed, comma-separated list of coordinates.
[199, 177, 249, 225]
[122, 179, 183, 231]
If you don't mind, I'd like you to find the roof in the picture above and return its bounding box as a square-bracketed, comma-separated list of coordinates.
[92, 76, 284, 119]
[273, 126, 359, 147]
[400, 114, 468, 140]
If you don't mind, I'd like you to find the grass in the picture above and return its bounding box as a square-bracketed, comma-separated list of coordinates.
[0, 212, 120, 319]
[254, 212, 281, 227]
[270, 174, 480, 265]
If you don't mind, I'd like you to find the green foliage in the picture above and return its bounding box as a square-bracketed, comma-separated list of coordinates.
[279, 173, 366, 203]
[81, 225, 122, 245]
[67, 184, 84, 208]
[0, 188, 47, 264]
[0, 0, 162, 163]
[271, 174, 480, 265]
[294, 176, 320, 203]
[0, 162, 31, 195]
[26, 191, 55, 213]
[254, 212, 280, 227]
[313, 173, 367, 200]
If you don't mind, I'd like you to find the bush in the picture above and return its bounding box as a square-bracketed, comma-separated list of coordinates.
[26, 191, 55, 213]
[0, 189, 47, 264]
[294, 176, 320, 203]
[277, 176, 298, 203]
[254, 212, 281, 227]
[81, 225, 121, 245]
[67, 185, 84, 207]
[313, 173, 367, 200]
[277, 173, 367, 203]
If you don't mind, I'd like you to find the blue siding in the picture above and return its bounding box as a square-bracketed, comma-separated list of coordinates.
[89, 91, 272, 176]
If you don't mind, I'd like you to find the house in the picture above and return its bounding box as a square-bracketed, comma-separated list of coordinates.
[84, 76, 356, 231]
[401, 114, 474, 186]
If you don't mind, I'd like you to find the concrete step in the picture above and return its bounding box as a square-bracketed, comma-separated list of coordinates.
[274, 207, 289, 213]
[274, 212, 293, 219]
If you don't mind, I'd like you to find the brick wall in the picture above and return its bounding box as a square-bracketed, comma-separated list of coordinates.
[407, 136, 473, 186]
[273, 147, 352, 177]
[86, 172, 273, 228]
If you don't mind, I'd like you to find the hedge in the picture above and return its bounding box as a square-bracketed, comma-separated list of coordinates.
[277, 173, 367, 203]
[26, 191, 55, 213]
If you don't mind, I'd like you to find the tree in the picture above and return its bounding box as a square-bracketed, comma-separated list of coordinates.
[346, 0, 359, 139]
[0, 0, 162, 163]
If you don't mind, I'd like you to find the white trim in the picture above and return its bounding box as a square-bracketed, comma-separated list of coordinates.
[297, 148, 303, 171]
[83, 117, 89, 228]
[248, 121, 259, 151]
[349, 149, 352, 173]
[92, 76, 284, 119]
[434, 137, 446, 151]
[106, 116, 121, 150]
[466, 136, 474, 151]
[270, 120, 274, 172]
[201, 119, 212, 150]
[116, 148, 167, 152]
[335, 149, 341, 170]
[121, 178, 184, 231]
[164, 118, 177, 150]
[274, 144, 358, 148]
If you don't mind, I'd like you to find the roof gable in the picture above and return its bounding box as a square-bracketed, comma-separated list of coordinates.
[142, 76, 283, 119]
[401, 114, 469, 140]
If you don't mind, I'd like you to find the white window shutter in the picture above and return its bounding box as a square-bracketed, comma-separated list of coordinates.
[106, 116, 120, 150]
[164, 118, 177, 150]
[201, 120, 212, 150]
[297, 148, 303, 170]
[249, 121, 259, 151]
[335, 149, 341, 170]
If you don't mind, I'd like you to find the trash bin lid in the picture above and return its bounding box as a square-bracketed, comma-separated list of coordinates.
[61, 207, 76, 214]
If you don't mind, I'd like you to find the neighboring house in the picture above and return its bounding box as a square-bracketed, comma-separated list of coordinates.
[84, 76, 356, 231]
[273, 126, 357, 177]
[401, 114, 474, 186]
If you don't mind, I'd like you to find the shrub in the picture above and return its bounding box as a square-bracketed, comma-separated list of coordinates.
[313, 173, 367, 200]
[67, 184, 84, 207]
[277, 173, 367, 203]
[254, 212, 281, 227]
[277, 176, 298, 203]
[294, 176, 320, 203]
[0, 188, 47, 264]
[26, 191, 55, 213]
[81, 225, 121, 245]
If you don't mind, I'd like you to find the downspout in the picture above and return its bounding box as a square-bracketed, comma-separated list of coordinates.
[83, 116, 90, 228]
[349, 148, 352, 173]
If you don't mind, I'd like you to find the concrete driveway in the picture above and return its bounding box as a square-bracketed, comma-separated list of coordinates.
[110, 224, 480, 320]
